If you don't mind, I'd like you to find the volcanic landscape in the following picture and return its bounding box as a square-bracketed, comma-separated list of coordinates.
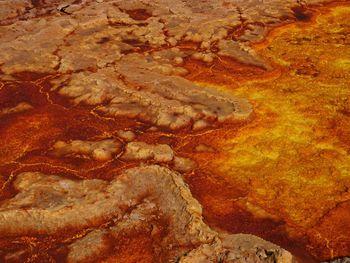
[0, 0, 349, 262]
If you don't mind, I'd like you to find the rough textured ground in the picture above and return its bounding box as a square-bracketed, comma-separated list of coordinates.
[0, 0, 349, 262]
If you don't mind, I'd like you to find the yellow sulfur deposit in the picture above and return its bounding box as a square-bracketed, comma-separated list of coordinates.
[213, 5, 350, 259]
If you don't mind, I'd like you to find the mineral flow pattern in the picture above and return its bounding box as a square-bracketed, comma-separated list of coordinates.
[0, 0, 349, 262]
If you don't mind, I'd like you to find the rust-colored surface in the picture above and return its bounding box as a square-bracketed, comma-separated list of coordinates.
[183, 3, 350, 261]
[0, 0, 349, 262]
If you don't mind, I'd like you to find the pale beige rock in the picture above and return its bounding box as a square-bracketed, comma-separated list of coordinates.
[180, 234, 296, 263]
[192, 52, 215, 63]
[67, 201, 157, 262]
[121, 141, 195, 172]
[1, 0, 322, 131]
[173, 156, 196, 172]
[52, 139, 121, 161]
[218, 40, 267, 68]
[117, 129, 136, 142]
[193, 120, 209, 130]
[122, 141, 174, 162]
[0, 16, 76, 74]
[0, 166, 215, 255]
[67, 229, 110, 263]
[0, 165, 295, 262]
[0, 0, 336, 76]
[0, 102, 33, 116]
[57, 64, 252, 130]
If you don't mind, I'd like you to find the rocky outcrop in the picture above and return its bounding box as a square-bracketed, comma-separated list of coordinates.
[52, 139, 121, 161]
[0, 165, 295, 263]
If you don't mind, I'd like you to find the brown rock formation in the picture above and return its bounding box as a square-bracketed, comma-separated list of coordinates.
[0, 0, 349, 262]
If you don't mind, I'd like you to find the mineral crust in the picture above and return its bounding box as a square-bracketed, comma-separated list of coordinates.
[0, 0, 349, 262]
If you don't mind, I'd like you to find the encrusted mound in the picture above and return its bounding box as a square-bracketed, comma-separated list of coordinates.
[53, 139, 121, 161]
[0, 0, 328, 72]
[0, 0, 331, 130]
[56, 65, 252, 130]
[0, 165, 294, 263]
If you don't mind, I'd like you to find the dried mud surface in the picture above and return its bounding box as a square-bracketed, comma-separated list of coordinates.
[0, 0, 349, 262]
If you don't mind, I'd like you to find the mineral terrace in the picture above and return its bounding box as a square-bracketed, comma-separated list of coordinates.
[0, 0, 349, 262]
